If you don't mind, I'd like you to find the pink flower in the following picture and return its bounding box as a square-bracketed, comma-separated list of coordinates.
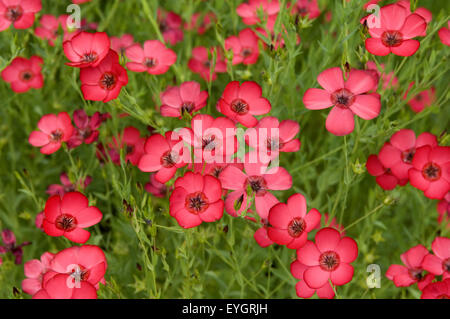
[289, 0, 320, 20]
[421, 278, 450, 299]
[219, 152, 292, 218]
[145, 174, 167, 198]
[22, 252, 55, 296]
[245, 116, 300, 159]
[46, 172, 92, 197]
[386, 244, 435, 290]
[403, 82, 436, 113]
[185, 12, 215, 35]
[254, 221, 274, 248]
[377, 129, 438, 184]
[408, 146, 450, 199]
[111, 34, 135, 56]
[158, 10, 183, 45]
[188, 46, 227, 81]
[159, 81, 208, 118]
[0, 229, 30, 265]
[422, 237, 450, 279]
[225, 28, 260, 65]
[35, 211, 44, 230]
[169, 172, 224, 228]
[1, 56, 43, 93]
[0, 0, 41, 31]
[438, 21, 450, 46]
[34, 14, 59, 46]
[303, 67, 380, 135]
[63, 31, 110, 68]
[296, 227, 358, 289]
[110, 127, 146, 166]
[315, 213, 345, 235]
[67, 109, 105, 148]
[33, 245, 106, 299]
[365, 61, 398, 91]
[126, 40, 176, 74]
[291, 260, 335, 299]
[366, 154, 401, 190]
[268, 193, 321, 249]
[138, 131, 189, 183]
[42, 192, 103, 244]
[437, 192, 450, 227]
[236, 0, 280, 31]
[218, 81, 271, 128]
[80, 49, 129, 103]
[364, 3, 427, 56]
[28, 112, 74, 155]
[72, 0, 91, 3]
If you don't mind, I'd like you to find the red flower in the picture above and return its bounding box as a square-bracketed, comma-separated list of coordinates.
[22, 252, 54, 296]
[35, 211, 44, 230]
[289, 0, 320, 20]
[219, 152, 292, 218]
[42, 192, 103, 244]
[34, 14, 60, 46]
[0, 229, 30, 265]
[111, 127, 146, 166]
[72, 0, 91, 3]
[377, 129, 438, 184]
[126, 40, 176, 74]
[236, 0, 280, 31]
[268, 193, 321, 249]
[0, 0, 41, 31]
[386, 244, 435, 290]
[303, 67, 380, 135]
[28, 112, 74, 155]
[422, 237, 450, 279]
[145, 174, 167, 198]
[185, 12, 215, 35]
[67, 109, 105, 148]
[225, 28, 260, 65]
[366, 154, 400, 190]
[159, 81, 208, 118]
[158, 10, 183, 45]
[421, 279, 450, 299]
[437, 192, 450, 227]
[138, 131, 189, 183]
[218, 81, 271, 128]
[364, 3, 427, 56]
[403, 82, 436, 113]
[245, 116, 300, 159]
[80, 49, 129, 103]
[438, 21, 450, 46]
[291, 260, 335, 299]
[314, 213, 345, 235]
[46, 172, 92, 197]
[254, 221, 275, 248]
[33, 245, 106, 299]
[365, 61, 398, 91]
[408, 146, 450, 199]
[111, 34, 135, 56]
[188, 46, 227, 81]
[169, 172, 224, 228]
[296, 227, 358, 288]
[63, 31, 110, 68]
[1, 56, 43, 93]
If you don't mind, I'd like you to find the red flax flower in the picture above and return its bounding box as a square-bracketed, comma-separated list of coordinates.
[421, 279, 450, 299]
[236, 0, 280, 31]
[111, 34, 135, 56]
[364, 3, 427, 56]
[42, 192, 103, 244]
[109, 127, 146, 166]
[63, 31, 110, 68]
[169, 172, 224, 228]
[22, 252, 54, 296]
[0, 229, 30, 265]
[438, 21, 450, 46]
[366, 154, 401, 190]
[1, 56, 43, 93]
[422, 237, 450, 279]
[188, 46, 227, 81]
[403, 82, 436, 113]
[80, 49, 128, 103]
[408, 146, 450, 199]
[67, 109, 105, 148]
[437, 192, 449, 227]
[145, 174, 167, 198]
[28, 112, 74, 155]
[126, 40, 176, 74]
[138, 131, 189, 184]
[377, 129, 438, 184]
[225, 28, 260, 66]
[46, 172, 92, 198]
[33, 245, 106, 299]
[218, 81, 271, 128]
[268, 193, 321, 249]
[185, 12, 215, 35]
[34, 14, 60, 46]
[386, 244, 435, 290]
[291, 260, 335, 299]
[296, 227, 358, 289]
[159, 81, 208, 118]
[157, 10, 184, 46]
[289, 0, 321, 20]
[0, 0, 41, 31]
[303, 67, 380, 135]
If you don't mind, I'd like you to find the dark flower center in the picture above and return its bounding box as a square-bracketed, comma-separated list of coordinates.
[144, 58, 157, 68]
[319, 251, 340, 271]
[211, 166, 224, 178]
[266, 137, 284, 151]
[443, 258, 450, 272]
[401, 149, 415, 164]
[126, 145, 134, 155]
[202, 135, 217, 151]
[408, 269, 423, 281]
[19, 70, 33, 82]
[70, 265, 90, 282]
[422, 162, 441, 181]
[242, 48, 252, 57]
[82, 52, 98, 63]
[381, 31, 403, 47]
[245, 175, 267, 196]
[50, 130, 63, 143]
[287, 217, 306, 237]
[438, 294, 450, 299]
[99, 72, 117, 90]
[55, 214, 77, 231]
[231, 99, 249, 115]
[185, 191, 209, 214]
[181, 102, 195, 114]
[203, 60, 211, 68]
[160, 150, 178, 168]
[5, 6, 23, 22]
[331, 88, 355, 108]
